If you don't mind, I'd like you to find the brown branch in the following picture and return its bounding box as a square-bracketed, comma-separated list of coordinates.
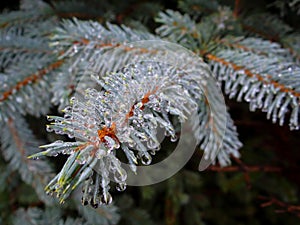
[232, 155, 251, 187]
[73, 38, 157, 55]
[165, 197, 176, 225]
[7, 118, 27, 162]
[216, 38, 272, 58]
[204, 53, 300, 97]
[233, 0, 241, 18]
[258, 195, 300, 218]
[208, 155, 282, 189]
[217, 39, 253, 53]
[209, 165, 282, 172]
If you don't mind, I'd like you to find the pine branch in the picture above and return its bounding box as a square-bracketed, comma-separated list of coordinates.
[216, 111, 242, 166]
[156, 10, 299, 130]
[13, 207, 61, 225]
[0, 10, 53, 29]
[51, 18, 158, 66]
[0, 57, 64, 121]
[282, 33, 300, 63]
[0, 30, 53, 68]
[0, 2, 61, 121]
[155, 10, 200, 46]
[13, 206, 88, 225]
[0, 115, 54, 204]
[0, 0, 298, 223]
[155, 9, 241, 50]
[194, 99, 242, 167]
[216, 36, 295, 62]
[48, 18, 159, 107]
[0, 0, 55, 29]
[165, 6, 300, 63]
[31, 53, 230, 205]
[24, 19, 243, 206]
[240, 12, 300, 62]
[205, 50, 300, 130]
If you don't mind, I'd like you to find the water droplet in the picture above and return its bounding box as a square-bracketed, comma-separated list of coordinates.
[91, 199, 99, 208]
[146, 138, 159, 149]
[170, 135, 178, 142]
[46, 125, 53, 132]
[129, 164, 137, 173]
[150, 150, 156, 155]
[114, 168, 127, 183]
[47, 116, 54, 121]
[73, 45, 78, 53]
[141, 153, 152, 165]
[95, 149, 106, 158]
[101, 192, 112, 205]
[164, 130, 170, 137]
[81, 197, 89, 206]
[16, 97, 22, 103]
[116, 182, 126, 192]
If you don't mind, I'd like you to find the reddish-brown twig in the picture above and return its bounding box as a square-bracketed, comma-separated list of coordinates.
[208, 155, 282, 188]
[258, 195, 300, 218]
[233, 0, 241, 18]
[209, 165, 282, 173]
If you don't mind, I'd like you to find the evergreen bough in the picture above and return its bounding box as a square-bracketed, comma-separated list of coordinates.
[0, 0, 299, 224]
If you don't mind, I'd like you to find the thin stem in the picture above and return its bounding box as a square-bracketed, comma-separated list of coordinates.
[258, 195, 300, 218]
[233, 0, 241, 18]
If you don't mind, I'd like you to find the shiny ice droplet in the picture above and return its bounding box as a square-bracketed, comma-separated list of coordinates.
[114, 168, 127, 183]
[47, 116, 54, 121]
[170, 135, 178, 142]
[150, 150, 156, 155]
[116, 182, 126, 192]
[141, 153, 152, 165]
[16, 96, 23, 103]
[46, 125, 53, 132]
[101, 192, 112, 205]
